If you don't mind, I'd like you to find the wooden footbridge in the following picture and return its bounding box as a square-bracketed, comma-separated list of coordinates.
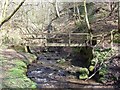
[21, 32, 91, 47]
[21, 31, 114, 47]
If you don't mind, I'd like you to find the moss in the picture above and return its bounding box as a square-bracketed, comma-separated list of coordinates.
[1, 45, 37, 88]
[4, 77, 36, 88]
[6, 68, 26, 78]
[14, 60, 27, 69]
[3, 59, 37, 88]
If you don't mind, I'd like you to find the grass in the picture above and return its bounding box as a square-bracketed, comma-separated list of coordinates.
[3, 59, 37, 88]
[14, 60, 27, 69]
[1, 46, 37, 89]
[4, 77, 36, 88]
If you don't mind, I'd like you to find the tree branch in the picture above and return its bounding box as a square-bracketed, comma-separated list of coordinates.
[55, 0, 60, 18]
[84, 0, 90, 30]
[0, 0, 26, 28]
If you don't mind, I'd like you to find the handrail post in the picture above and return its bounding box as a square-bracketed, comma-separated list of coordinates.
[69, 32, 71, 46]
[111, 30, 114, 50]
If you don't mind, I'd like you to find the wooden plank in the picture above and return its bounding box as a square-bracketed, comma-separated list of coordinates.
[24, 43, 86, 47]
[22, 37, 47, 39]
[47, 43, 85, 47]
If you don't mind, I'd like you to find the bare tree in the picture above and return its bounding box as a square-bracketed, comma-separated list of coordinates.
[1, 0, 9, 22]
[0, 0, 26, 28]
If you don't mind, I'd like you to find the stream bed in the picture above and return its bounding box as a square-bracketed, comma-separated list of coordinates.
[26, 47, 119, 89]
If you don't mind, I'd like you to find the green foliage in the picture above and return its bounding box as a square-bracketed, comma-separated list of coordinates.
[98, 64, 108, 83]
[113, 33, 120, 43]
[89, 57, 98, 71]
[94, 49, 111, 82]
[98, 77, 106, 83]
[99, 65, 108, 76]
[74, 47, 112, 81]
[89, 65, 95, 72]
[94, 48, 112, 63]
[86, 48, 112, 81]
[91, 58, 97, 66]
[99, 69, 107, 76]
[79, 68, 89, 80]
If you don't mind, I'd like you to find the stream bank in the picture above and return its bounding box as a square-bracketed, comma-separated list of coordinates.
[0, 45, 37, 89]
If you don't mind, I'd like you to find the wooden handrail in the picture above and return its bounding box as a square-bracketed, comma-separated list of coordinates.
[22, 32, 89, 35]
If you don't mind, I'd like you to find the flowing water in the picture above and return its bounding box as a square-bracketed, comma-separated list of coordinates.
[26, 47, 118, 88]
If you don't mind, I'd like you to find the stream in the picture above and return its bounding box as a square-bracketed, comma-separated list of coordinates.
[26, 47, 118, 88]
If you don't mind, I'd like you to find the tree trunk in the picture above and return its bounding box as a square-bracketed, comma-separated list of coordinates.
[118, 2, 120, 33]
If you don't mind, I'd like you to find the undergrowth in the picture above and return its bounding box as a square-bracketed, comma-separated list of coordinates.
[78, 48, 113, 83]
